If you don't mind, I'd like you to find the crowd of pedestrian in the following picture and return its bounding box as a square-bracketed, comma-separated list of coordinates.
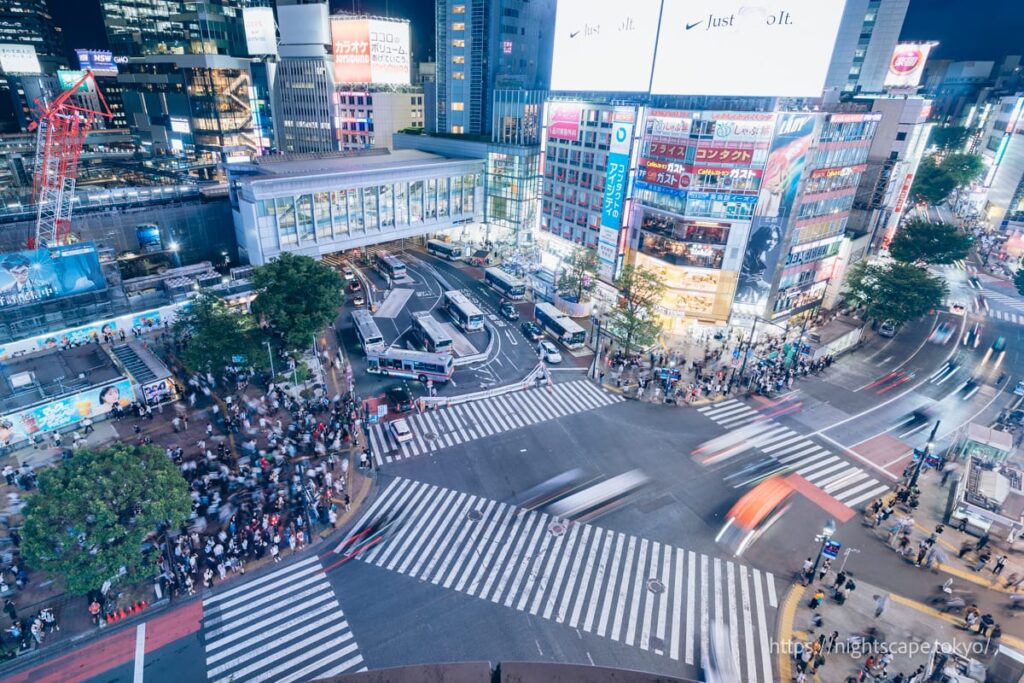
[1, 597, 58, 655]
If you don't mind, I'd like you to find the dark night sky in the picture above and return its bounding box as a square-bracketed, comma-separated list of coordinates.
[46, 0, 1024, 69]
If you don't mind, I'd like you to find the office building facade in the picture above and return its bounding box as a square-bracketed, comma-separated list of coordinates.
[0, 0, 66, 132]
[825, 0, 910, 96]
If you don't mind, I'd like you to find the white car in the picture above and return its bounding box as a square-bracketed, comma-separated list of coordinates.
[342, 268, 355, 281]
[390, 418, 413, 443]
[539, 340, 562, 364]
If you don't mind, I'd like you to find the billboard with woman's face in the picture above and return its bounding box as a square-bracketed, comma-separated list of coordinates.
[0, 378, 134, 446]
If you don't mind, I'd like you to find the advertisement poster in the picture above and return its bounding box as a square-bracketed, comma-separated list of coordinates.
[36, 320, 118, 350]
[331, 18, 410, 85]
[548, 103, 582, 142]
[57, 70, 90, 92]
[885, 42, 934, 89]
[136, 224, 162, 253]
[0, 378, 134, 446]
[243, 7, 278, 56]
[142, 378, 177, 406]
[0, 44, 41, 74]
[734, 113, 820, 313]
[0, 243, 106, 310]
[75, 49, 117, 76]
[600, 111, 636, 230]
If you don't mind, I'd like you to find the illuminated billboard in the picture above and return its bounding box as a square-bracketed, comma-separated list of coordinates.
[550, 0, 662, 92]
[243, 6, 278, 56]
[331, 18, 410, 85]
[547, 103, 583, 142]
[57, 70, 90, 92]
[75, 49, 117, 76]
[650, 0, 846, 97]
[0, 378, 134, 446]
[0, 243, 106, 310]
[0, 44, 41, 74]
[884, 42, 934, 89]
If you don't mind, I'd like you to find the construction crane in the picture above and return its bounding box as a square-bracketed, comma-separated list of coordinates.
[28, 69, 113, 248]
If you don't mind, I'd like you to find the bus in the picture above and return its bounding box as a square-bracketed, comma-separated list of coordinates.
[426, 239, 462, 260]
[374, 252, 407, 280]
[351, 309, 385, 354]
[365, 347, 454, 383]
[443, 290, 484, 332]
[544, 469, 651, 523]
[484, 267, 526, 300]
[534, 302, 586, 349]
[412, 311, 454, 353]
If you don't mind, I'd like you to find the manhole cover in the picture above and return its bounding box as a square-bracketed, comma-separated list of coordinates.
[423, 433, 437, 442]
[647, 578, 665, 594]
[548, 522, 566, 536]
[467, 509, 483, 521]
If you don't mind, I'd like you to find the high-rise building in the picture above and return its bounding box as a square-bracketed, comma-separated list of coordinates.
[274, 1, 337, 154]
[100, 0, 186, 58]
[435, 0, 555, 135]
[825, 0, 911, 96]
[0, 0, 66, 132]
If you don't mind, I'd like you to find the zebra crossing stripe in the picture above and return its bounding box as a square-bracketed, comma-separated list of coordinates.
[845, 484, 891, 508]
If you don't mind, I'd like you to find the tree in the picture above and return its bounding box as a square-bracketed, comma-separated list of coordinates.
[174, 292, 264, 373]
[910, 157, 957, 206]
[843, 261, 947, 326]
[556, 248, 599, 303]
[929, 126, 970, 153]
[607, 264, 666, 355]
[1015, 266, 1024, 297]
[941, 153, 984, 186]
[21, 444, 191, 596]
[888, 218, 972, 265]
[251, 253, 344, 353]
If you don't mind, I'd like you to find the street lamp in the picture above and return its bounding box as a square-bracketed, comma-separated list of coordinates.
[908, 420, 942, 489]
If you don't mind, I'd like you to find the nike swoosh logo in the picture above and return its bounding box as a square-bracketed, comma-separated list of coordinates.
[569, 30, 580, 38]
[686, 20, 701, 30]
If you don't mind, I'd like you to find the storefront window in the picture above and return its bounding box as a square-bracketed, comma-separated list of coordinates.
[452, 176, 463, 214]
[437, 177, 449, 217]
[348, 188, 364, 232]
[364, 186, 378, 231]
[464, 176, 474, 214]
[275, 197, 297, 246]
[395, 182, 408, 225]
[641, 212, 730, 245]
[296, 194, 314, 242]
[379, 184, 393, 228]
[331, 190, 348, 234]
[638, 232, 725, 270]
[410, 180, 423, 222]
[315, 192, 331, 239]
[426, 179, 437, 219]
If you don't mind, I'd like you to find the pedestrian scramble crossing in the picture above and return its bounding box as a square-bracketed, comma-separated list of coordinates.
[341, 476, 779, 682]
[202, 556, 366, 683]
[937, 260, 976, 273]
[367, 380, 624, 464]
[697, 399, 890, 508]
[983, 289, 1024, 312]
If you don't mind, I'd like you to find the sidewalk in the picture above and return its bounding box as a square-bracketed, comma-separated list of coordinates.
[777, 574, 1000, 682]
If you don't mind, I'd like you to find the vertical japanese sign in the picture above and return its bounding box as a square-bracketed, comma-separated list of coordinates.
[734, 113, 820, 315]
[598, 107, 636, 280]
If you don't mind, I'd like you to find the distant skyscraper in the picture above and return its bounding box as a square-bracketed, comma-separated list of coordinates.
[434, 0, 555, 135]
[0, 0, 66, 132]
[825, 0, 911, 95]
[100, 0, 186, 58]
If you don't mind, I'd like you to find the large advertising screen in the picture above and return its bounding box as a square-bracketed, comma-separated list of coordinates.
[331, 18, 410, 85]
[650, 0, 846, 97]
[0, 44, 41, 74]
[243, 7, 278, 56]
[75, 49, 117, 76]
[0, 243, 106, 310]
[0, 378, 134, 447]
[550, 0, 662, 92]
[734, 113, 821, 313]
[884, 43, 933, 89]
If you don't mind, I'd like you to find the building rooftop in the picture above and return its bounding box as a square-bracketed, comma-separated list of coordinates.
[0, 344, 126, 415]
[234, 149, 478, 185]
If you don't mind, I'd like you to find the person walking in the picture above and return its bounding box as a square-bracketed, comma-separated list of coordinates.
[3, 599, 16, 622]
[993, 555, 1007, 575]
[874, 593, 890, 618]
[973, 551, 992, 572]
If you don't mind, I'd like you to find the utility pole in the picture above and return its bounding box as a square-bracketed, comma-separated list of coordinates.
[909, 420, 942, 489]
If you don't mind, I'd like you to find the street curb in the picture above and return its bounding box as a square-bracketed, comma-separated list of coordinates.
[889, 591, 1024, 651]
[776, 582, 806, 683]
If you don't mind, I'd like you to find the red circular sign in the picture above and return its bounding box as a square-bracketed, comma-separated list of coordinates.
[890, 47, 923, 75]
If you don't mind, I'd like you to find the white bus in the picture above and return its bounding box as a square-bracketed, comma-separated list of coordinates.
[443, 290, 484, 332]
[412, 312, 454, 353]
[351, 309, 385, 353]
[426, 239, 462, 260]
[534, 302, 586, 349]
[366, 347, 454, 383]
[545, 470, 651, 522]
[484, 267, 526, 300]
[374, 252, 407, 280]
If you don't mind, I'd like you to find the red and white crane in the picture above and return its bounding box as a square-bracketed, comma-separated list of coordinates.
[28, 69, 113, 248]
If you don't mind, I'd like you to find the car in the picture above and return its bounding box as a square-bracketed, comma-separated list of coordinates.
[342, 268, 355, 281]
[499, 302, 520, 321]
[520, 321, 543, 342]
[878, 321, 898, 338]
[992, 336, 1007, 352]
[964, 322, 982, 348]
[539, 340, 562, 364]
[347, 280, 362, 292]
[928, 321, 956, 345]
[1015, 380, 1024, 397]
[950, 301, 966, 315]
[352, 292, 366, 306]
[386, 386, 414, 413]
[389, 417, 413, 443]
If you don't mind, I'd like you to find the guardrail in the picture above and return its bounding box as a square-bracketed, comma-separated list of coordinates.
[419, 362, 548, 409]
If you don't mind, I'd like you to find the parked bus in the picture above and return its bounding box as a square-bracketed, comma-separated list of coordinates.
[443, 290, 484, 332]
[412, 311, 454, 353]
[351, 309, 385, 354]
[484, 267, 526, 300]
[365, 347, 454, 383]
[426, 239, 462, 260]
[534, 302, 586, 349]
[374, 251, 407, 280]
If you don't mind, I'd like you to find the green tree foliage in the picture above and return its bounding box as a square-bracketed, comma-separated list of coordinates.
[608, 265, 666, 355]
[941, 154, 985, 186]
[888, 217, 972, 265]
[910, 157, 957, 206]
[174, 292, 263, 373]
[843, 261, 948, 326]
[1015, 265, 1024, 297]
[251, 253, 344, 353]
[21, 444, 191, 596]
[556, 248, 600, 303]
[929, 126, 970, 152]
